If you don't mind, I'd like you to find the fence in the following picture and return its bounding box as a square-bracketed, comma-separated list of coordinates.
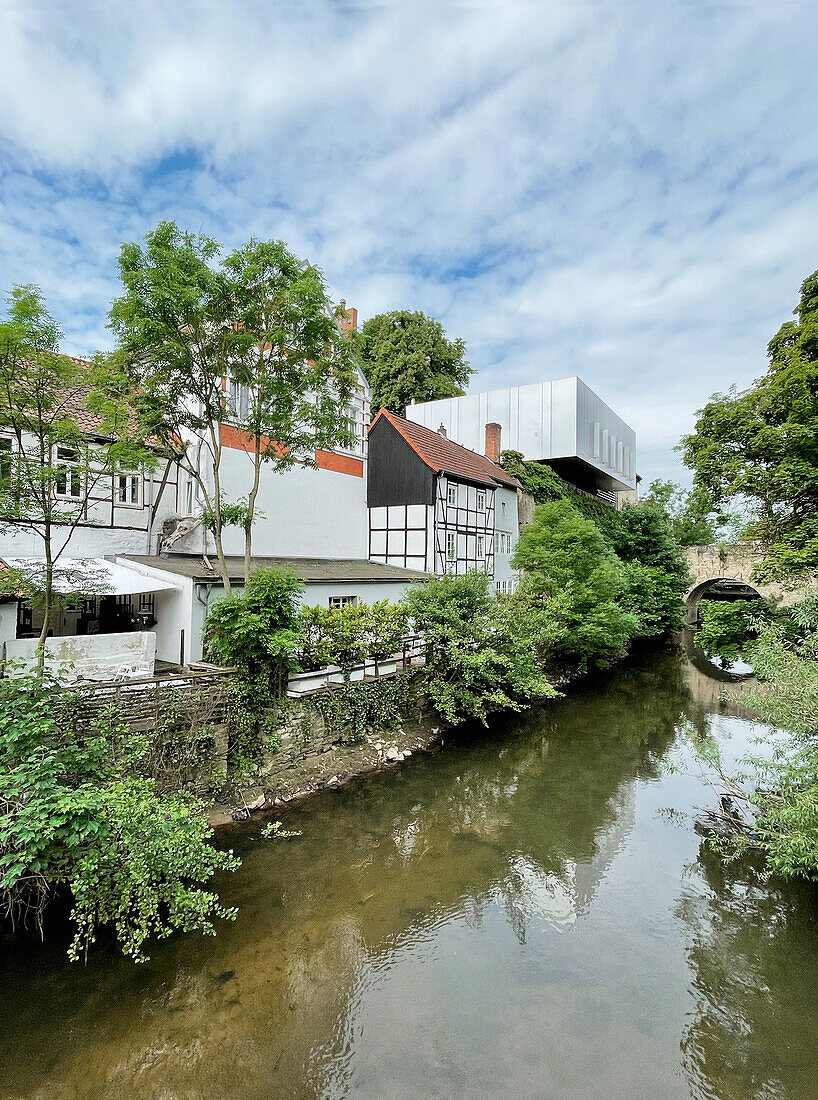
[67, 667, 237, 734]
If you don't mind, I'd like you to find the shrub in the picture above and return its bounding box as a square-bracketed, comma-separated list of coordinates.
[0, 675, 238, 962]
[513, 500, 637, 672]
[404, 570, 556, 723]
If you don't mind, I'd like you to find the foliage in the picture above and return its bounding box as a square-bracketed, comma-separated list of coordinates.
[302, 672, 419, 743]
[680, 268, 818, 579]
[0, 284, 154, 665]
[0, 675, 238, 962]
[203, 567, 304, 690]
[696, 599, 769, 663]
[219, 239, 358, 579]
[261, 820, 302, 840]
[110, 221, 359, 587]
[605, 502, 692, 636]
[700, 588, 818, 883]
[358, 310, 472, 415]
[641, 478, 730, 546]
[513, 500, 638, 672]
[294, 600, 409, 678]
[404, 571, 556, 724]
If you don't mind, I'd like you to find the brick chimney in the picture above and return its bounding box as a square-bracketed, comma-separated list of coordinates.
[339, 299, 358, 333]
[438, 423, 447, 438]
[485, 422, 501, 464]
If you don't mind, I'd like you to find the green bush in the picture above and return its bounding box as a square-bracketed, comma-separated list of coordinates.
[0, 676, 238, 962]
[404, 570, 556, 723]
[513, 500, 638, 672]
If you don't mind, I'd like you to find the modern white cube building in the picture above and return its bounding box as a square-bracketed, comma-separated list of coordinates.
[407, 377, 636, 498]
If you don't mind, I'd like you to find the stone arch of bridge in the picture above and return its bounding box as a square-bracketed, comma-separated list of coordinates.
[683, 576, 764, 625]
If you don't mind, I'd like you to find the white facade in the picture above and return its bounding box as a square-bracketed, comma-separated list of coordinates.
[407, 377, 637, 493]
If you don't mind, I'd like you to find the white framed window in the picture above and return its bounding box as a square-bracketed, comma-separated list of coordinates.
[329, 595, 358, 609]
[446, 531, 457, 562]
[54, 446, 81, 500]
[501, 500, 507, 517]
[117, 471, 141, 507]
[476, 489, 486, 512]
[229, 380, 249, 422]
[476, 534, 485, 560]
[447, 482, 457, 507]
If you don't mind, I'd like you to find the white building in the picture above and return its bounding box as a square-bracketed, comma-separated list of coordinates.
[407, 376, 637, 501]
[367, 410, 521, 593]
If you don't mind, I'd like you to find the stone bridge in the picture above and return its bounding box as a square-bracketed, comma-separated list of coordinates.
[683, 543, 799, 623]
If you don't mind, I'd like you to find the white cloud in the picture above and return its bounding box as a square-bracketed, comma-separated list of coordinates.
[1, 0, 817, 484]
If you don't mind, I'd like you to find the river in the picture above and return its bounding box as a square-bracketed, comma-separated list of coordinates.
[1, 640, 817, 1099]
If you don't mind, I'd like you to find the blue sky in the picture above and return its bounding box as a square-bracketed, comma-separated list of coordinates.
[2, 1, 817, 483]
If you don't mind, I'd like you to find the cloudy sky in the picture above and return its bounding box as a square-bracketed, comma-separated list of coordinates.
[2, 1, 817, 482]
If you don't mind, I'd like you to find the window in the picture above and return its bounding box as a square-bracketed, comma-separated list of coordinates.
[329, 595, 358, 609]
[501, 500, 507, 517]
[446, 531, 457, 562]
[117, 471, 141, 506]
[447, 482, 457, 507]
[229, 380, 249, 422]
[54, 446, 81, 499]
[476, 489, 486, 512]
[476, 534, 485, 561]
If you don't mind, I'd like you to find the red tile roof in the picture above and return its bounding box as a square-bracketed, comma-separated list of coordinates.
[372, 409, 520, 489]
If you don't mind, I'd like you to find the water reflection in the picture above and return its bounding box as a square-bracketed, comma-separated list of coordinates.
[0, 646, 815, 1099]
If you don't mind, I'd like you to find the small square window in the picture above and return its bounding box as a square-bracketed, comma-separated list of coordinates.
[329, 595, 358, 609]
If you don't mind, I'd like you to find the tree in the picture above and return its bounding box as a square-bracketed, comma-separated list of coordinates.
[680, 269, 818, 579]
[0, 286, 153, 669]
[512, 500, 637, 672]
[358, 310, 472, 415]
[220, 239, 357, 580]
[604, 502, 692, 637]
[109, 222, 242, 593]
[641, 478, 722, 547]
[110, 223, 359, 588]
[404, 570, 556, 724]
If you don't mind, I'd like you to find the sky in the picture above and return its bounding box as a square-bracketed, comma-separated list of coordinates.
[1, 1, 817, 484]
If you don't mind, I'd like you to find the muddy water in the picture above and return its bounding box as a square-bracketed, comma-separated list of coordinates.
[1, 643, 817, 1100]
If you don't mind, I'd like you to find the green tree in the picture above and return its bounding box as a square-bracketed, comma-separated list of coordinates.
[358, 310, 472, 415]
[404, 571, 556, 724]
[513, 500, 637, 671]
[641, 478, 722, 547]
[221, 240, 358, 580]
[0, 286, 154, 668]
[605, 502, 692, 637]
[680, 269, 818, 578]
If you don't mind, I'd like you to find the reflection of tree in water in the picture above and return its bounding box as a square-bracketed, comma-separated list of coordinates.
[678, 841, 818, 1100]
[0, 648, 700, 1100]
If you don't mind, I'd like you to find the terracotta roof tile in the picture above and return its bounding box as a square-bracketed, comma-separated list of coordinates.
[372, 409, 520, 489]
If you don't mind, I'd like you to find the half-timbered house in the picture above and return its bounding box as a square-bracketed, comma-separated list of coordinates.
[367, 409, 521, 589]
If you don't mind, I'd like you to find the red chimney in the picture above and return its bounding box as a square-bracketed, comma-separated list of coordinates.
[339, 299, 358, 333]
[485, 422, 501, 464]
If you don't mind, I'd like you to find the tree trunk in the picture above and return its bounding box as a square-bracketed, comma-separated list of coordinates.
[243, 440, 263, 583]
[36, 533, 54, 676]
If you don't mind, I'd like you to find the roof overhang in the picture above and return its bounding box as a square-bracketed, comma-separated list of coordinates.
[1, 557, 180, 596]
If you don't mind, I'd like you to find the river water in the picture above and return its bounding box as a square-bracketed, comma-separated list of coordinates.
[1, 641, 817, 1100]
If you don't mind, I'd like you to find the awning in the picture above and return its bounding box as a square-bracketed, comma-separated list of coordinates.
[0, 557, 180, 596]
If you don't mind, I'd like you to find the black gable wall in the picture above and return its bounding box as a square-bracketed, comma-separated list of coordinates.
[367, 417, 435, 508]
